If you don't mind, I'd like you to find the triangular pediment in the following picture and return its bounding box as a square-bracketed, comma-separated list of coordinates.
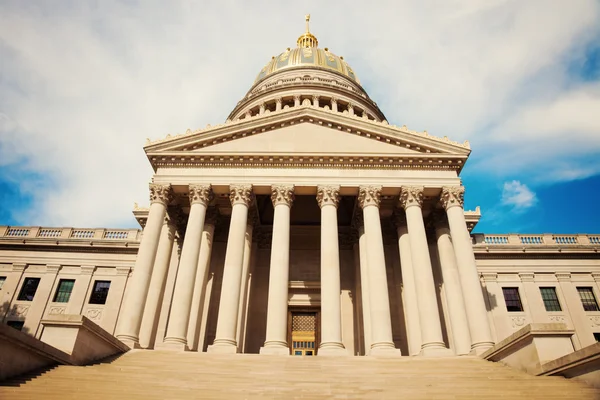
[145, 107, 470, 171]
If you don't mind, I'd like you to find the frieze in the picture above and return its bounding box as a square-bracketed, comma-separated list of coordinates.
[86, 308, 103, 322]
[9, 304, 29, 318]
[511, 316, 527, 329]
[549, 315, 566, 323]
[590, 316, 600, 327]
[49, 306, 66, 315]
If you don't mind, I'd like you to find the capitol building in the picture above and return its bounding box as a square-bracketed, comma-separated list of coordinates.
[1, 16, 600, 398]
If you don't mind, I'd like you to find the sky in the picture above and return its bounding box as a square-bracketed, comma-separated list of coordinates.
[0, 0, 599, 234]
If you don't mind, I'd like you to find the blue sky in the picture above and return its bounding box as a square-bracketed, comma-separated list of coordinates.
[0, 1, 599, 234]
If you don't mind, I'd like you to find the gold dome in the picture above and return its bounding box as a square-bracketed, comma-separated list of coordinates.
[254, 15, 359, 84]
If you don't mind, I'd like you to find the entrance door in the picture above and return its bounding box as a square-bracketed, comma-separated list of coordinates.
[289, 311, 319, 356]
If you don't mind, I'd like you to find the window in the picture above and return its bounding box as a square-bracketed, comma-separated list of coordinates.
[540, 287, 562, 312]
[502, 287, 524, 312]
[594, 333, 600, 342]
[0, 276, 6, 290]
[7, 321, 25, 331]
[53, 279, 75, 303]
[577, 287, 600, 312]
[17, 278, 41, 301]
[89, 280, 111, 305]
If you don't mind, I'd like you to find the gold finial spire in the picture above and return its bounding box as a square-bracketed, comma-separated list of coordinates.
[297, 14, 318, 48]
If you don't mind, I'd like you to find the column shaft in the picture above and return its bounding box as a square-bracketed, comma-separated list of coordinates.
[116, 184, 171, 347]
[357, 223, 372, 353]
[236, 226, 255, 353]
[208, 185, 253, 353]
[139, 219, 176, 348]
[358, 185, 399, 356]
[186, 216, 216, 351]
[442, 186, 494, 354]
[164, 185, 212, 349]
[261, 185, 294, 355]
[435, 224, 471, 355]
[317, 185, 346, 355]
[401, 186, 450, 356]
[395, 215, 422, 356]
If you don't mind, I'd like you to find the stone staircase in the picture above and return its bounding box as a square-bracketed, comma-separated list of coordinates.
[1, 350, 598, 399]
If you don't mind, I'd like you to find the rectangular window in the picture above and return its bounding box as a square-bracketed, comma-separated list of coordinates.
[17, 277, 41, 301]
[53, 279, 75, 303]
[502, 287, 524, 312]
[540, 287, 562, 312]
[0, 276, 6, 290]
[577, 287, 600, 312]
[594, 333, 600, 342]
[89, 280, 111, 305]
[7, 321, 25, 331]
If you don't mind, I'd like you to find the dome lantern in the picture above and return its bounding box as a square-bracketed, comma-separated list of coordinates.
[297, 14, 318, 48]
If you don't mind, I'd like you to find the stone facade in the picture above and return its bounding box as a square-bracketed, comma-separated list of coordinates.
[1, 20, 599, 358]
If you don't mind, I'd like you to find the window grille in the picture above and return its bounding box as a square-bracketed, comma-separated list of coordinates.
[53, 279, 75, 303]
[540, 287, 562, 312]
[89, 280, 111, 305]
[577, 287, 600, 312]
[17, 278, 41, 301]
[502, 287, 523, 312]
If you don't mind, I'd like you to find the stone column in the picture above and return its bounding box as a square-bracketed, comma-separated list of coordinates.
[394, 212, 422, 356]
[294, 95, 301, 107]
[275, 98, 282, 112]
[116, 183, 172, 347]
[312, 95, 320, 108]
[441, 186, 494, 354]
[358, 185, 400, 356]
[208, 184, 254, 353]
[433, 212, 472, 355]
[187, 209, 217, 351]
[139, 215, 177, 348]
[355, 214, 372, 353]
[331, 97, 338, 112]
[317, 185, 347, 355]
[164, 185, 213, 350]
[261, 185, 294, 355]
[236, 215, 256, 352]
[400, 186, 450, 356]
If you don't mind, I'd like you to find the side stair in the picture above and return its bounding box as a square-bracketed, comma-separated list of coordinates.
[1, 350, 598, 399]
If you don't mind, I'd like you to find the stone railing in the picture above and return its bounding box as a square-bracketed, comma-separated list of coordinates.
[473, 233, 600, 247]
[0, 226, 141, 241]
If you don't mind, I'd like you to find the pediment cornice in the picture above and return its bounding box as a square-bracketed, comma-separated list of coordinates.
[145, 106, 471, 172]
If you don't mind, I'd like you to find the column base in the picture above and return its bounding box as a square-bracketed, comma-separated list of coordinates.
[318, 342, 349, 356]
[471, 341, 495, 355]
[156, 340, 188, 352]
[116, 336, 142, 350]
[368, 342, 401, 357]
[419, 343, 453, 357]
[260, 345, 290, 355]
[207, 339, 238, 354]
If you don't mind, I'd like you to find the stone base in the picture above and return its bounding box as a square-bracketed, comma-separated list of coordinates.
[419, 345, 454, 357]
[156, 341, 188, 352]
[207, 343, 238, 354]
[368, 347, 402, 357]
[470, 342, 495, 356]
[318, 344, 349, 356]
[260, 346, 290, 355]
[118, 338, 143, 350]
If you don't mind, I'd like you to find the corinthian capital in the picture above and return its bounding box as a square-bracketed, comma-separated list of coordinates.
[229, 184, 254, 206]
[271, 184, 295, 207]
[317, 185, 340, 208]
[399, 186, 424, 209]
[358, 185, 382, 209]
[149, 183, 173, 206]
[189, 184, 213, 206]
[440, 186, 465, 210]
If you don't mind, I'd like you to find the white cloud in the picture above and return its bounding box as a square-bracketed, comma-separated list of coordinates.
[0, 1, 598, 227]
[501, 180, 537, 210]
